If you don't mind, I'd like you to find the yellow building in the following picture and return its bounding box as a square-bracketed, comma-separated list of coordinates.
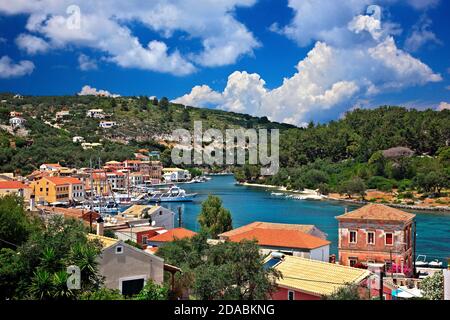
[31, 177, 75, 204]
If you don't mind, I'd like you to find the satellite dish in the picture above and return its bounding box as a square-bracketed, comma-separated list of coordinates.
[151, 220, 156, 226]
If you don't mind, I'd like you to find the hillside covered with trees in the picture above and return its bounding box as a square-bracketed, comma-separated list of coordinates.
[234, 107, 450, 204]
[0, 93, 292, 174]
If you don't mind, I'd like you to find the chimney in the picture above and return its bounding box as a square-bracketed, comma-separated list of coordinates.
[29, 195, 36, 211]
[96, 216, 104, 236]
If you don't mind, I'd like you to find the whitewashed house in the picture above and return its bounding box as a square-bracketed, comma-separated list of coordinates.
[86, 109, 106, 119]
[9, 117, 26, 128]
[99, 121, 117, 129]
[72, 136, 85, 143]
[56, 110, 70, 120]
[162, 168, 191, 182]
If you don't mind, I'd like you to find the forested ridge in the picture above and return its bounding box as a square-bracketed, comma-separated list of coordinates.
[234, 106, 450, 200]
[0, 93, 291, 174]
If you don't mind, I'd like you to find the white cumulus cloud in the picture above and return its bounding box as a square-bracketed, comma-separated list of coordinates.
[0, 55, 35, 78]
[438, 102, 450, 111]
[174, 5, 442, 126]
[0, 0, 259, 75]
[78, 54, 97, 71]
[173, 85, 223, 107]
[78, 85, 120, 98]
[407, 0, 440, 10]
[15, 33, 50, 54]
[404, 16, 441, 52]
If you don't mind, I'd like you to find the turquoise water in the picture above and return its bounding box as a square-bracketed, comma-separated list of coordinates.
[161, 175, 450, 263]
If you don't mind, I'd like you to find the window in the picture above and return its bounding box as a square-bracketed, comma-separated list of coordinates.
[367, 231, 375, 245]
[349, 258, 358, 267]
[288, 290, 295, 300]
[142, 236, 148, 245]
[121, 278, 145, 296]
[385, 233, 393, 246]
[349, 230, 357, 244]
[115, 246, 123, 254]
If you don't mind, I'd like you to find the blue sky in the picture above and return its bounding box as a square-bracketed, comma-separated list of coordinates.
[0, 0, 449, 125]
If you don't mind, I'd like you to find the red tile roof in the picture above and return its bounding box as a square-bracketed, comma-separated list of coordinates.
[45, 177, 82, 185]
[223, 228, 330, 250]
[149, 228, 197, 242]
[0, 181, 29, 189]
[336, 204, 415, 222]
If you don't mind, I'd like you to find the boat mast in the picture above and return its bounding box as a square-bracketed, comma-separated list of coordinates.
[89, 158, 94, 211]
[98, 157, 103, 216]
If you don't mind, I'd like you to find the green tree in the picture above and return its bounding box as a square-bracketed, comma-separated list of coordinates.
[198, 195, 233, 238]
[181, 108, 190, 123]
[133, 280, 169, 300]
[159, 97, 169, 111]
[0, 248, 24, 299]
[80, 288, 124, 300]
[158, 237, 280, 300]
[0, 210, 103, 300]
[323, 283, 360, 300]
[188, 167, 203, 178]
[0, 195, 37, 249]
[339, 177, 366, 199]
[421, 271, 444, 300]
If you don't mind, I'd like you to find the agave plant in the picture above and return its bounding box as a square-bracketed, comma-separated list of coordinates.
[40, 247, 62, 273]
[29, 269, 54, 300]
[68, 243, 102, 290]
[52, 270, 74, 300]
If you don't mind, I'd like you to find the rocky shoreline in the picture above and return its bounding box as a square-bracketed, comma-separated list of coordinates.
[238, 182, 450, 213]
[324, 196, 450, 213]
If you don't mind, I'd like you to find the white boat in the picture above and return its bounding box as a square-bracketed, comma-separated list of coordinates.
[271, 192, 284, 196]
[113, 193, 148, 205]
[428, 260, 443, 268]
[149, 186, 197, 202]
[81, 200, 121, 215]
[415, 255, 429, 267]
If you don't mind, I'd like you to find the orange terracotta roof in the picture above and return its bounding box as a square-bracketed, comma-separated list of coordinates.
[92, 173, 107, 180]
[336, 204, 415, 222]
[38, 206, 100, 222]
[45, 176, 82, 185]
[149, 228, 197, 242]
[224, 228, 330, 250]
[219, 221, 327, 239]
[42, 163, 62, 167]
[28, 170, 50, 178]
[125, 160, 142, 164]
[0, 181, 29, 189]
